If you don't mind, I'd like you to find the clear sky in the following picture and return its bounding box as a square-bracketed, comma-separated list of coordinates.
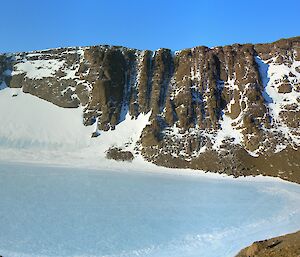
[2, 0, 300, 53]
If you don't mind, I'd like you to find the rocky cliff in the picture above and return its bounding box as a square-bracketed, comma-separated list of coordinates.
[236, 230, 300, 257]
[1, 36, 300, 182]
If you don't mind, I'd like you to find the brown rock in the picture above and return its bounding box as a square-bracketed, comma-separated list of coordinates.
[278, 83, 292, 93]
[236, 230, 300, 257]
[106, 147, 134, 162]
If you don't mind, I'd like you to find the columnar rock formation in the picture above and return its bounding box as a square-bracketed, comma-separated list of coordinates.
[1, 36, 300, 182]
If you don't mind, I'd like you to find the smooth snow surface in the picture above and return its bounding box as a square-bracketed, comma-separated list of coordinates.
[0, 87, 93, 150]
[0, 86, 150, 165]
[0, 163, 300, 257]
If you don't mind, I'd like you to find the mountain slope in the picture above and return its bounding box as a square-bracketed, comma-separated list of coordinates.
[1, 36, 300, 182]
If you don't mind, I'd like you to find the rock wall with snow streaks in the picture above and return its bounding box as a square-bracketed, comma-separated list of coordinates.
[1, 36, 300, 182]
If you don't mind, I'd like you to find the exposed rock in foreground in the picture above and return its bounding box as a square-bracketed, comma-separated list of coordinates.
[0, 36, 300, 183]
[236, 230, 300, 257]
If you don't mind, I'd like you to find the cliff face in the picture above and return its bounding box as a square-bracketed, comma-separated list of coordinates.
[1, 37, 300, 182]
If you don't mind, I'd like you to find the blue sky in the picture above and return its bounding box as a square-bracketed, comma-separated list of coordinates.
[2, 0, 300, 53]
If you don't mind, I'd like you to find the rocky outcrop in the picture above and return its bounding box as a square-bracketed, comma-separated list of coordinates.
[106, 147, 134, 162]
[1, 36, 300, 183]
[0, 54, 11, 88]
[236, 230, 300, 257]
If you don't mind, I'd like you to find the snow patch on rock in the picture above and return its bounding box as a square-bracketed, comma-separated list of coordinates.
[213, 113, 243, 150]
[255, 56, 300, 151]
[12, 59, 65, 80]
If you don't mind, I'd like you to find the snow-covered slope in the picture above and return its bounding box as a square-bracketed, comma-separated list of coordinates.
[0, 85, 92, 149]
[0, 85, 152, 169]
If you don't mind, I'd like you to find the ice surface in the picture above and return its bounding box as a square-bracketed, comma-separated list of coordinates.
[0, 163, 299, 257]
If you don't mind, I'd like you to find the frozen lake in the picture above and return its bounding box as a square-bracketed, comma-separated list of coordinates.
[0, 162, 300, 257]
